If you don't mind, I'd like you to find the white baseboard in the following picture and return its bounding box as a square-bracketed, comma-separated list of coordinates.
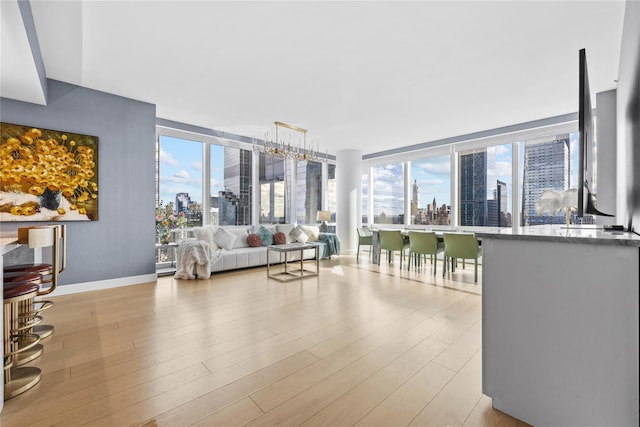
[45, 273, 158, 296]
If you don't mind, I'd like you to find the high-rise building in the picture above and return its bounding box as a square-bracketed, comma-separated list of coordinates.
[175, 192, 191, 214]
[521, 135, 570, 225]
[175, 192, 203, 226]
[221, 147, 252, 225]
[296, 160, 323, 224]
[486, 180, 509, 227]
[497, 180, 508, 227]
[259, 153, 286, 224]
[459, 147, 496, 226]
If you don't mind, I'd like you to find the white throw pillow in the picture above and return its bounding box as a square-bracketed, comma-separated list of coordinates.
[290, 225, 309, 243]
[193, 226, 219, 250]
[227, 228, 249, 249]
[275, 224, 296, 243]
[301, 225, 320, 242]
[213, 227, 237, 250]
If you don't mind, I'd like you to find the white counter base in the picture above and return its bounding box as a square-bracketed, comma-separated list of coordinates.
[482, 238, 639, 426]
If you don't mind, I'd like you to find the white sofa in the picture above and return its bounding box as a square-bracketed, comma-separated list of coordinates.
[175, 224, 329, 277]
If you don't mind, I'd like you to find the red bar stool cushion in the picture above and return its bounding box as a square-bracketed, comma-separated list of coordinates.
[4, 263, 53, 275]
[3, 271, 43, 285]
[3, 283, 40, 299]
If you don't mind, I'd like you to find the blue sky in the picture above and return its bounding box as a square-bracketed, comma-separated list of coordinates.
[410, 155, 452, 209]
[159, 136, 234, 207]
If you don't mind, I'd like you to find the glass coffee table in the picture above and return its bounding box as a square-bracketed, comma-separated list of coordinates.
[267, 243, 320, 282]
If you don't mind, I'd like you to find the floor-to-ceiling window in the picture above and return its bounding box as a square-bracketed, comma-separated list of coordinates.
[361, 172, 369, 224]
[155, 127, 335, 270]
[156, 135, 203, 269]
[372, 162, 404, 225]
[157, 135, 203, 229]
[210, 144, 252, 226]
[519, 131, 593, 225]
[296, 160, 322, 224]
[327, 164, 336, 223]
[259, 153, 286, 224]
[458, 143, 513, 227]
[520, 134, 570, 226]
[409, 155, 451, 226]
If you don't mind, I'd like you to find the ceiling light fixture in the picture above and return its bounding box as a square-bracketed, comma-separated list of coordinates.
[253, 121, 328, 163]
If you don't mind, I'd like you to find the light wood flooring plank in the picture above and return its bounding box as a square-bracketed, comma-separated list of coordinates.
[104, 351, 317, 427]
[299, 336, 448, 426]
[1, 255, 529, 427]
[354, 361, 456, 427]
[190, 397, 264, 427]
[245, 316, 449, 426]
[409, 349, 484, 426]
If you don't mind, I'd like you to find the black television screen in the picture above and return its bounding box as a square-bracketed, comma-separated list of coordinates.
[577, 48, 612, 217]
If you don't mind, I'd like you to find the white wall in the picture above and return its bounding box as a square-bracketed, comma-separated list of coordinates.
[596, 89, 617, 225]
[617, 0, 640, 231]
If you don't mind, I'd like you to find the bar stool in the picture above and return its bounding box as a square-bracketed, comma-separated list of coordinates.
[2, 272, 45, 366]
[4, 283, 43, 399]
[4, 225, 64, 339]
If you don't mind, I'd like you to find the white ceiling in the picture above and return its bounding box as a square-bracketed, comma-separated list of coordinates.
[4, 1, 627, 156]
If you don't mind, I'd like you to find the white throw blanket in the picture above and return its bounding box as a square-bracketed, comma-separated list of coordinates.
[174, 240, 219, 280]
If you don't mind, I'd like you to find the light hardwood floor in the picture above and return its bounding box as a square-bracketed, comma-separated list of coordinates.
[1, 253, 529, 426]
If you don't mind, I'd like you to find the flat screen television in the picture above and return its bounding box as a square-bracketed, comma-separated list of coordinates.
[577, 48, 613, 217]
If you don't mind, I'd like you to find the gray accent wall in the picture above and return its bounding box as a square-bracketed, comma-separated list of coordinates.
[0, 79, 157, 285]
[618, 0, 640, 232]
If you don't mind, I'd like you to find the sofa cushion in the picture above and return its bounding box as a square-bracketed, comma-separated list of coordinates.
[256, 225, 274, 246]
[301, 225, 320, 241]
[193, 226, 219, 250]
[290, 225, 309, 243]
[247, 233, 262, 247]
[273, 232, 287, 245]
[228, 228, 249, 249]
[275, 224, 296, 243]
[213, 227, 237, 250]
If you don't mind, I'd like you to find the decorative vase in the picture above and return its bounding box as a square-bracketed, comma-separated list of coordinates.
[39, 188, 62, 210]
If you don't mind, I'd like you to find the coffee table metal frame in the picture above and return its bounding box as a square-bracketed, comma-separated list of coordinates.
[267, 243, 320, 282]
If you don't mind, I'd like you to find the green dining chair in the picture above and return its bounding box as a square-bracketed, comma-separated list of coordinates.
[442, 233, 482, 283]
[407, 231, 442, 274]
[378, 230, 409, 268]
[356, 226, 373, 262]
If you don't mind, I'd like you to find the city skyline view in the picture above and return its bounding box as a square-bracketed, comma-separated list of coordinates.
[159, 132, 583, 227]
[158, 135, 232, 207]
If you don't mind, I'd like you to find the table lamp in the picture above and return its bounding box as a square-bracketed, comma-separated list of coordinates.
[317, 211, 331, 232]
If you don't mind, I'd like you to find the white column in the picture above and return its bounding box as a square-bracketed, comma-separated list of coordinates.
[336, 149, 362, 254]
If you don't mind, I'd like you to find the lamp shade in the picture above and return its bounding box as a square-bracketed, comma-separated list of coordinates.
[317, 211, 331, 222]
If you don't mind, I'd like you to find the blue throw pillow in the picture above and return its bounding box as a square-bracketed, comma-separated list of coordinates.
[257, 226, 274, 246]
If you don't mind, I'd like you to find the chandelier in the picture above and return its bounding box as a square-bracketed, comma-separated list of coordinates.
[253, 121, 328, 163]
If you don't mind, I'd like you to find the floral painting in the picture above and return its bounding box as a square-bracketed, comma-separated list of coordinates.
[0, 122, 99, 221]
